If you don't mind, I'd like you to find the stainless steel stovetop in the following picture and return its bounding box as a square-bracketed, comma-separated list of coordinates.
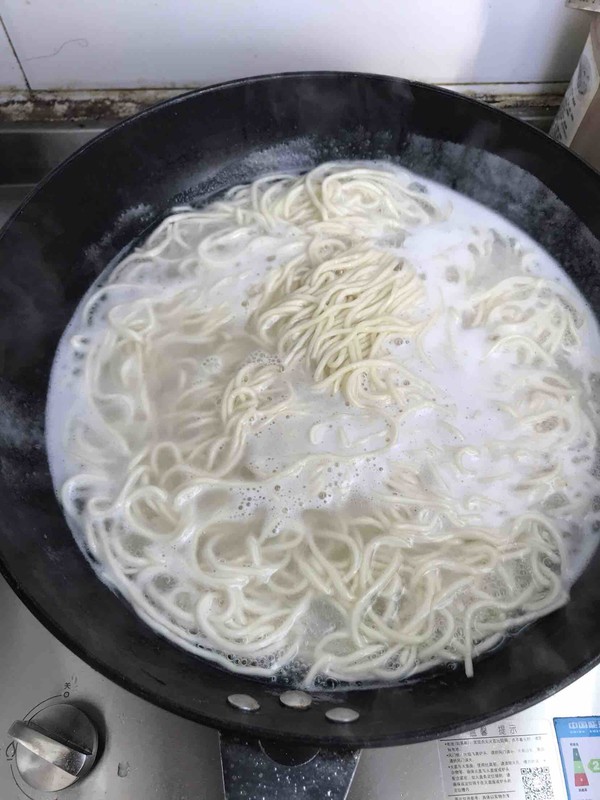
[1, 120, 598, 800]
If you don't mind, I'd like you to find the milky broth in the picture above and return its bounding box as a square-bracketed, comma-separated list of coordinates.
[46, 162, 600, 684]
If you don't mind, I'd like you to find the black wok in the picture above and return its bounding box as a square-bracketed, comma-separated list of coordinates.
[2, 72, 600, 794]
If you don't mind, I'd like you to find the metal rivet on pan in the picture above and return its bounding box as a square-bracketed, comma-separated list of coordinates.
[325, 707, 360, 723]
[227, 694, 260, 712]
[279, 690, 312, 710]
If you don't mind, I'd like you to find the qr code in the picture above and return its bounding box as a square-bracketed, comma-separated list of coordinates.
[521, 766, 553, 800]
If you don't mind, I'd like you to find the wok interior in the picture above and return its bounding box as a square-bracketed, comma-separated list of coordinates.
[1, 73, 600, 747]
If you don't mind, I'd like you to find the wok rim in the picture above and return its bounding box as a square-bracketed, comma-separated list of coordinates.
[2, 69, 600, 748]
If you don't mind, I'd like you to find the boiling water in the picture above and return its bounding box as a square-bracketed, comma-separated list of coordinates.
[46, 162, 600, 685]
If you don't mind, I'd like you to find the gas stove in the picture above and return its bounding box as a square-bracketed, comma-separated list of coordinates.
[1, 120, 599, 800]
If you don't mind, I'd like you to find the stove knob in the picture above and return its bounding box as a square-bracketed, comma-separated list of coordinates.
[8, 703, 98, 792]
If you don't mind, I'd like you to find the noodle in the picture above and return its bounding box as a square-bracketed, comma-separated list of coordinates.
[49, 162, 600, 686]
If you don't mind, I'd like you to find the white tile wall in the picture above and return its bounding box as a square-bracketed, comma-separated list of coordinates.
[0, 0, 591, 92]
[0, 19, 25, 89]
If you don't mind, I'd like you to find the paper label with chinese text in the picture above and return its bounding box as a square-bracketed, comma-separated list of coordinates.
[438, 718, 565, 800]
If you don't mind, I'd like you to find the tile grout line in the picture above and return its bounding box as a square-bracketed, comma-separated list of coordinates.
[0, 15, 32, 93]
